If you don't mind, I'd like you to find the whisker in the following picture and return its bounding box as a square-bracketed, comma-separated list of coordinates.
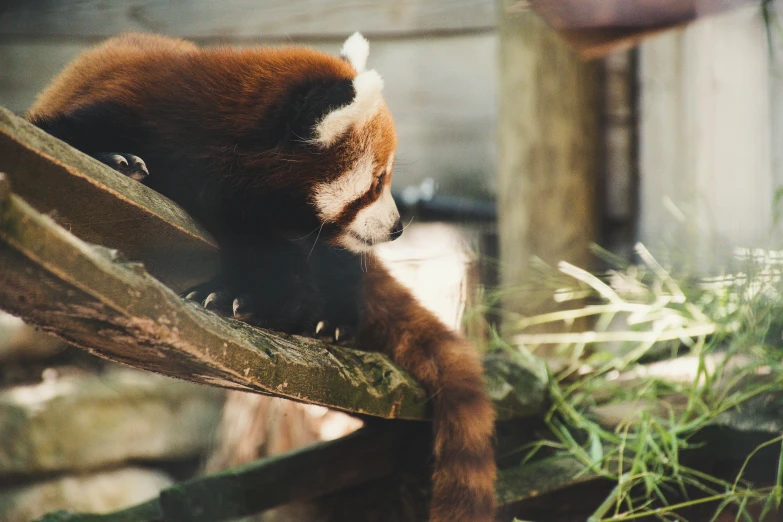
[290, 225, 322, 241]
[307, 223, 324, 260]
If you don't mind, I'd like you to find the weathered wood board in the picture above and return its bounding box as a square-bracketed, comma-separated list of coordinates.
[638, 6, 774, 269]
[0, 182, 431, 419]
[0, 0, 495, 41]
[0, 107, 218, 293]
[35, 427, 598, 522]
[496, 1, 601, 336]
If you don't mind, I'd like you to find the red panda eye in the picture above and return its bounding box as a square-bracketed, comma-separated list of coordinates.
[374, 172, 385, 195]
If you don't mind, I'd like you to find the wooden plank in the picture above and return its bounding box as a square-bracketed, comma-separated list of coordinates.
[0, 106, 218, 293]
[0, 180, 431, 420]
[529, 0, 754, 29]
[35, 424, 414, 522]
[638, 6, 773, 269]
[35, 430, 596, 522]
[0, 0, 495, 41]
[519, 0, 755, 58]
[0, 180, 548, 420]
[0, 178, 547, 422]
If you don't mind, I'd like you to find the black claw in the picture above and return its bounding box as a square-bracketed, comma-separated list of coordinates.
[203, 291, 228, 310]
[93, 152, 150, 182]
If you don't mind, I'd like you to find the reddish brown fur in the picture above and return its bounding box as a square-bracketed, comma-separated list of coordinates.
[360, 254, 497, 521]
[29, 33, 496, 521]
[29, 34, 379, 192]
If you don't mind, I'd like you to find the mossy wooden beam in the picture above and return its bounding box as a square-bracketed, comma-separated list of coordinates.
[0, 107, 218, 294]
[38, 424, 420, 522]
[38, 425, 594, 522]
[0, 178, 430, 419]
[0, 105, 549, 420]
[0, 175, 547, 419]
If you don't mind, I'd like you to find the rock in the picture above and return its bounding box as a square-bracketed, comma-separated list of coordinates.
[0, 368, 223, 475]
[0, 467, 172, 521]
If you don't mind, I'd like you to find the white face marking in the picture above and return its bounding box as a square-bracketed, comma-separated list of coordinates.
[313, 70, 384, 147]
[312, 147, 400, 254]
[343, 185, 400, 253]
[313, 149, 375, 222]
[340, 32, 369, 72]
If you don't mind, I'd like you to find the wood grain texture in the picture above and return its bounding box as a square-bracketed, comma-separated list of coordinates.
[35, 425, 422, 522]
[0, 0, 495, 41]
[638, 6, 774, 269]
[36, 429, 591, 522]
[0, 184, 547, 421]
[0, 106, 219, 293]
[0, 187, 431, 420]
[496, 2, 601, 325]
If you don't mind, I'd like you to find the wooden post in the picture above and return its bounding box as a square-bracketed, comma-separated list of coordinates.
[496, 2, 601, 336]
[638, 6, 773, 270]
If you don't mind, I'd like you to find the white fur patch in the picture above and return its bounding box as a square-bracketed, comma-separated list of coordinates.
[344, 186, 400, 252]
[313, 70, 383, 147]
[313, 150, 375, 221]
[341, 32, 370, 73]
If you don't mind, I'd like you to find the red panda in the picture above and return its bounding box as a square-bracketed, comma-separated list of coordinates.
[27, 33, 497, 521]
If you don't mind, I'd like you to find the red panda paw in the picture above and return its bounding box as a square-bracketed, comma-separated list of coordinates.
[181, 279, 316, 333]
[311, 320, 354, 345]
[183, 287, 255, 321]
[92, 152, 149, 183]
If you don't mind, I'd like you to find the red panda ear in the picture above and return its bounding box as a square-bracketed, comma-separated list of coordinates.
[340, 32, 369, 73]
[281, 79, 356, 146]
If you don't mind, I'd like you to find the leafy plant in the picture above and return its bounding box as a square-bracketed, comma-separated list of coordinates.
[489, 243, 783, 521]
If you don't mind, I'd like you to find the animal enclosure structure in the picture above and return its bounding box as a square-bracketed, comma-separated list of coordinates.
[0, 108, 549, 520]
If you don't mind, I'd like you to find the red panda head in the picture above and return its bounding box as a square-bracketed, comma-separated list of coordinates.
[227, 33, 400, 251]
[247, 34, 400, 253]
[306, 33, 401, 253]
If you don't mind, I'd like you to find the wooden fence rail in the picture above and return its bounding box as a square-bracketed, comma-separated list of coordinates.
[0, 105, 549, 520]
[0, 106, 548, 421]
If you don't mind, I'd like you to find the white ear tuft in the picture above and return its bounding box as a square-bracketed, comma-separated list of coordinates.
[341, 32, 370, 72]
[313, 70, 384, 147]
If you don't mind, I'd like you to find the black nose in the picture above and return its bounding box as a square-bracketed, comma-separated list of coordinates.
[390, 218, 404, 240]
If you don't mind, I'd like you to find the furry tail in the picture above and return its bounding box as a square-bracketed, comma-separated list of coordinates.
[360, 256, 497, 521]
